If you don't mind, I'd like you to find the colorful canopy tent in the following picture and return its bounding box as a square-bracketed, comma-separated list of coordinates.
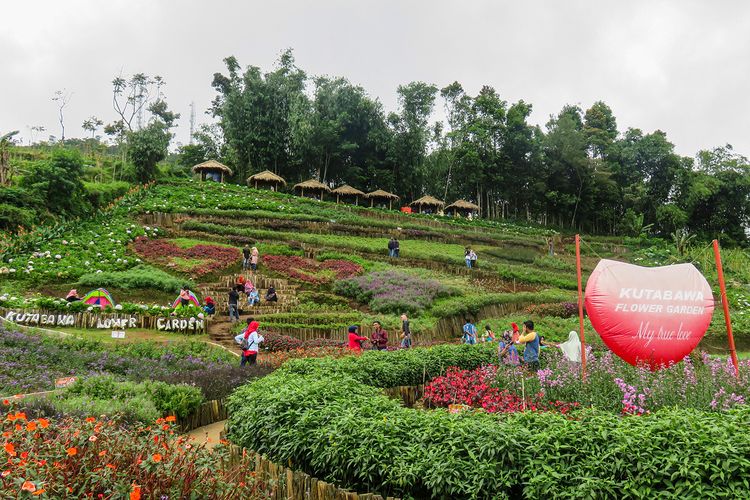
[294, 179, 331, 200]
[247, 170, 287, 191]
[332, 184, 365, 205]
[445, 199, 480, 217]
[192, 159, 233, 183]
[171, 291, 201, 309]
[82, 288, 115, 310]
[410, 195, 445, 214]
[365, 189, 400, 210]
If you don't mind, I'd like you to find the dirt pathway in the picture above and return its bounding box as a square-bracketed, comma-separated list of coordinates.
[187, 419, 227, 450]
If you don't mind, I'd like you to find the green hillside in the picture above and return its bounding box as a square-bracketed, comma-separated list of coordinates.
[2, 179, 747, 350]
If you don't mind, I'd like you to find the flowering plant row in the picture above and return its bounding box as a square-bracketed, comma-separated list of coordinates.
[334, 269, 454, 315]
[132, 237, 239, 277]
[0, 410, 266, 499]
[262, 255, 362, 285]
[424, 365, 578, 414]
[257, 331, 345, 352]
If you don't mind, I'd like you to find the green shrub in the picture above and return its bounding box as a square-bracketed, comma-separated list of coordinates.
[84, 181, 131, 208]
[77, 264, 190, 293]
[227, 344, 750, 498]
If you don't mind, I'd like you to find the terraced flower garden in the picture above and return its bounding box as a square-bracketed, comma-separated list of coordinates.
[1, 179, 749, 497]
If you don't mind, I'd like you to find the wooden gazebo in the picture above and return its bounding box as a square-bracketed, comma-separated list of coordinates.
[365, 189, 400, 210]
[332, 184, 366, 205]
[247, 170, 287, 191]
[445, 199, 480, 217]
[192, 159, 232, 183]
[294, 179, 331, 200]
[410, 195, 445, 214]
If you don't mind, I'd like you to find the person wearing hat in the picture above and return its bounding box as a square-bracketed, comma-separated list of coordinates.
[510, 322, 520, 343]
[65, 289, 81, 302]
[202, 296, 215, 316]
[347, 325, 369, 351]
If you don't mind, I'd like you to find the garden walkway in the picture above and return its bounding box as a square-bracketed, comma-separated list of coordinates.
[187, 419, 226, 450]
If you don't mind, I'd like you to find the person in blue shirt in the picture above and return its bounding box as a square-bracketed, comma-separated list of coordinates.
[462, 319, 477, 345]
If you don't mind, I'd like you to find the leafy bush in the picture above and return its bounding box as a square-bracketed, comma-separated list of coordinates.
[522, 301, 579, 318]
[259, 332, 345, 352]
[65, 375, 204, 419]
[84, 181, 131, 208]
[77, 264, 189, 292]
[228, 344, 750, 498]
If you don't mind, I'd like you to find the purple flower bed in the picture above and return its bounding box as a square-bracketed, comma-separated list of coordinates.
[494, 346, 750, 414]
[334, 270, 453, 315]
[0, 326, 243, 397]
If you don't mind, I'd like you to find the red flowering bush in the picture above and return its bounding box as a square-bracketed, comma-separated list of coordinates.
[424, 365, 579, 414]
[262, 255, 362, 285]
[133, 237, 239, 277]
[0, 409, 266, 498]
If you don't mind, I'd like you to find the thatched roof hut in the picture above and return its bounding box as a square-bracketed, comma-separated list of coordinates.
[192, 160, 233, 183]
[410, 195, 445, 214]
[247, 170, 287, 191]
[294, 179, 331, 200]
[365, 189, 400, 210]
[332, 184, 366, 205]
[445, 199, 480, 216]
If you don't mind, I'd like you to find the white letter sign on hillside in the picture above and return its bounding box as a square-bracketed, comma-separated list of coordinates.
[585, 259, 715, 368]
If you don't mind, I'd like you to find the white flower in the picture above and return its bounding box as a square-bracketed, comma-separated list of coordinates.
[85, 261, 90, 266]
[135, 258, 141, 262]
[97, 253, 102, 257]
[62, 240, 68, 245]
[55, 254, 62, 259]
[198, 313, 205, 319]
[123, 259, 128, 264]
[87, 306, 93, 311]
[8, 268, 15, 273]
[115, 304, 123, 310]
[140, 305, 148, 310]
[10, 297, 17, 301]
[96, 270, 102, 274]
[7, 258, 12, 263]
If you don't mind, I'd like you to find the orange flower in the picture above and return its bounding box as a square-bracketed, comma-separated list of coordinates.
[98, 450, 107, 457]
[15, 412, 27, 421]
[165, 415, 176, 423]
[20, 451, 28, 459]
[152, 453, 162, 463]
[1, 470, 10, 477]
[89, 435, 97, 442]
[38, 418, 49, 429]
[130, 484, 141, 500]
[155, 418, 165, 425]
[15, 424, 22, 432]
[66, 447, 77, 457]
[26, 422, 37, 432]
[32, 489, 46, 496]
[85, 417, 96, 423]
[2, 399, 8, 406]
[4, 443, 16, 456]
[21, 481, 36, 492]
[106, 463, 116, 469]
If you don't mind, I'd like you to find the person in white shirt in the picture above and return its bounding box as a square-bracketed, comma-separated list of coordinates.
[234, 318, 264, 366]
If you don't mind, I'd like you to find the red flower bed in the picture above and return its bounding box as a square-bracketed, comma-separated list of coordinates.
[262, 255, 362, 285]
[424, 366, 579, 414]
[0, 410, 265, 498]
[133, 237, 239, 277]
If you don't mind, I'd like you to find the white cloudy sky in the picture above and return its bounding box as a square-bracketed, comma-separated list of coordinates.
[2, 0, 749, 157]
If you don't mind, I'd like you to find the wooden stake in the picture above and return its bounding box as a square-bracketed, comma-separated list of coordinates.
[713, 239, 739, 377]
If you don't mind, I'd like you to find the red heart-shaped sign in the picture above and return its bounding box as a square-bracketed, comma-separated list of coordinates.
[585, 259, 715, 369]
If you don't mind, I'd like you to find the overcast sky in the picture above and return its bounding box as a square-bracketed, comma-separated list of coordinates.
[2, 0, 749, 157]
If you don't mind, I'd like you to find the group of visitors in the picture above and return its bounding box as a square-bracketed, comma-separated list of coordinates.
[387, 237, 401, 258]
[65, 289, 81, 302]
[242, 246, 259, 271]
[347, 313, 412, 351]
[464, 248, 478, 269]
[233, 317, 264, 366]
[462, 319, 581, 371]
[228, 278, 278, 322]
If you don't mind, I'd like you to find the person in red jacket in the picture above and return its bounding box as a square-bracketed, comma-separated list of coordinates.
[234, 318, 264, 366]
[347, 325, 368, 351]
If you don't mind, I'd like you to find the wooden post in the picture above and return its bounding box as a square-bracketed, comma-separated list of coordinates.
[713, 239, 739, 377]
[575, 234, 587, 381]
